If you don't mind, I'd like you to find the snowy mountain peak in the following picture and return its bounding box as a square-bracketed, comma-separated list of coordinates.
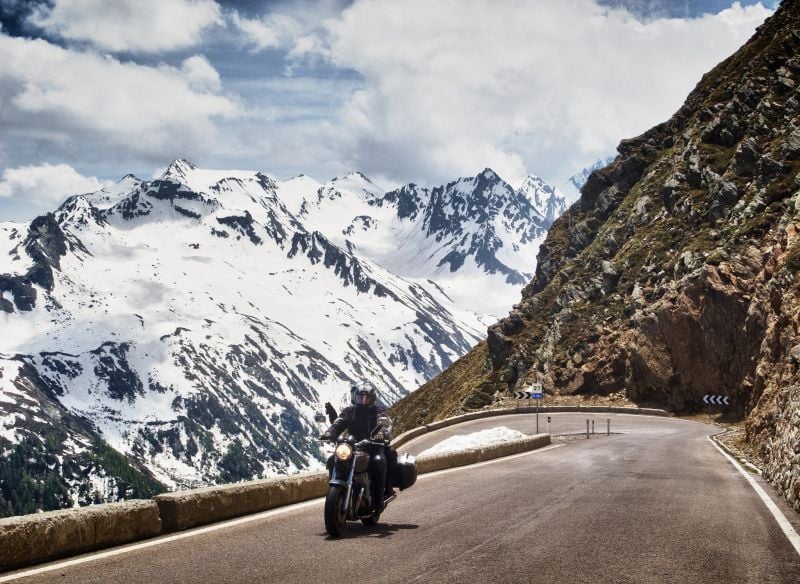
[311, 172, 385, 210]
[518, 174, 549, 191]
[83, 174, 143, 211]
[338, 171, 374, 184]
[449, 169, 516, 207]
[517, 174, 569, 223]
[287, 173, 314, 182]
[328, 172, 382, 198]
[159, 159, 260, 196]
[478, 168, 500, 181]
[162, 158, 197, 181]
[381, 184, 428, 220]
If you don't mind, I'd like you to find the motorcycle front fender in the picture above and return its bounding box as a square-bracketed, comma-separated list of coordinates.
[330, 460, 352, 487]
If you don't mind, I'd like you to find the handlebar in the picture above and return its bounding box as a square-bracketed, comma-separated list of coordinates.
[317, 436, 387, 446]
[356, 438, 388, 448]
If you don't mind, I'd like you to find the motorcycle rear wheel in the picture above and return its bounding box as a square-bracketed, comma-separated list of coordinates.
[324, 486, 347, 537]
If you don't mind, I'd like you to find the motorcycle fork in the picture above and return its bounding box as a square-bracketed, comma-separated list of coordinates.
[342, 459, 357, 518]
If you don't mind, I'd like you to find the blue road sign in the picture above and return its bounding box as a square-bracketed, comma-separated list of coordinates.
[530, 382, 543, 399]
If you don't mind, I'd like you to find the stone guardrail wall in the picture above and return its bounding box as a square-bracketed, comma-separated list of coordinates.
[0, 429, 556, 572]
[155, 470, 329, 533]
[1, 407, 668, 572]
[0, 500, 161, 573]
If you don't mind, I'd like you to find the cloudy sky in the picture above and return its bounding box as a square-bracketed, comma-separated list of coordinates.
[0, 0, 779, 221]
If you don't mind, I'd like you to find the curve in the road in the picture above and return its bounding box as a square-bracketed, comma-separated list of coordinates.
[3, 413, 799, 584]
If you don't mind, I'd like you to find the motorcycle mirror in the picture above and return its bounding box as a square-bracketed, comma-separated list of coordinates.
[314, 411, 327, 424]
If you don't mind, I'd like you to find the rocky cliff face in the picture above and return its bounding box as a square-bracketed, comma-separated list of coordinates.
[392, 0, 800, 512]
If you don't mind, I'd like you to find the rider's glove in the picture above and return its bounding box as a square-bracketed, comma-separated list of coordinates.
[320, 431, 332, 441]
[374, 432, 386, 442]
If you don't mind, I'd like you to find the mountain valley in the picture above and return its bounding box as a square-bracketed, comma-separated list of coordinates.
[0, 160, 569, 514]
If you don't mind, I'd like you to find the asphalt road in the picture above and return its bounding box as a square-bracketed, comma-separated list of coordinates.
[5, 414, 800, 583]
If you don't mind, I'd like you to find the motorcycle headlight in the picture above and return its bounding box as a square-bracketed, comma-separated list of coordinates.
[335, 443, 353, 461]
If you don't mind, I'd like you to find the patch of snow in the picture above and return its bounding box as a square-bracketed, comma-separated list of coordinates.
[418, 426, 529, 457]
[0, 221, 32, 274]
[0, 359, 23, 405]
[276, 174, 322, 215]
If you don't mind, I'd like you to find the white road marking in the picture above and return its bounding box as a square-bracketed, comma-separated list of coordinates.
[709, 436, 800, 557]
[0, 443, 561, 582]
[0, 498, 324, 583]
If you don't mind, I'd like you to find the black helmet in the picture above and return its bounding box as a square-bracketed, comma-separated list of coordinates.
[350, 380, 377, 406]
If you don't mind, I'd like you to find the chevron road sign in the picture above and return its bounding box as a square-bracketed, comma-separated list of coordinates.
[703, 394, 730, 405]
[515, 383, 544, 400]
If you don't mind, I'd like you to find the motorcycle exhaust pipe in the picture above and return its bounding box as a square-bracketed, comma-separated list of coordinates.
[354, 488, 364, 514]
[356, 494, 397, 519]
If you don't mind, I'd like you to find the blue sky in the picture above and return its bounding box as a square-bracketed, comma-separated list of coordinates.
[0, 0, 780, 221]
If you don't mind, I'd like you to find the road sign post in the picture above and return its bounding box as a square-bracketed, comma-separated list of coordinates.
[528, 382, 543, 434]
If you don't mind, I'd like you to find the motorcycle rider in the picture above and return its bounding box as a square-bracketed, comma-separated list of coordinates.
[320, 381, 397, 512]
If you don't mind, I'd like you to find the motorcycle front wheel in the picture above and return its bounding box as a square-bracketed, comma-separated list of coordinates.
[324, 486, 347, 537]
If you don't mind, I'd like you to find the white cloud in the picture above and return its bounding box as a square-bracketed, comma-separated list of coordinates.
[232, 11, 303, 52]
[0, 32, 239, 164]
[293, 0, 773, 185]
[0, 163, 112, 206]
[29, 0, 222, 54]
[180, 55, 222, 92]
[230, 0, 349, 55]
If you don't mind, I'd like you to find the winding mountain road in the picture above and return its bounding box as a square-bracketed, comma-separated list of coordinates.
[3, 413, 799, 583]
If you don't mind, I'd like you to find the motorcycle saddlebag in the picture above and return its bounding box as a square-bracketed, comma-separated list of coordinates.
[395, 453, 417, 490]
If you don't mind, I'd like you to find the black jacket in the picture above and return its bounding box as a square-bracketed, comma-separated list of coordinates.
[327, 405, 394, 441]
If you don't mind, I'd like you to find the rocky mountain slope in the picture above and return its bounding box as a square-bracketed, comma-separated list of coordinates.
[392, 0, 800, 512]
[0, 160, 565, 514]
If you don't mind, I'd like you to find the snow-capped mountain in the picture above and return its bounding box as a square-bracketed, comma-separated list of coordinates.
[517, 175, 570, 224]
[0, 159, 566, 510]
[296, 168, 556, 318]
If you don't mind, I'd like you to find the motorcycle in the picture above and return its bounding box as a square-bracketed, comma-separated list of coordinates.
[320, 433, 417, 537]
